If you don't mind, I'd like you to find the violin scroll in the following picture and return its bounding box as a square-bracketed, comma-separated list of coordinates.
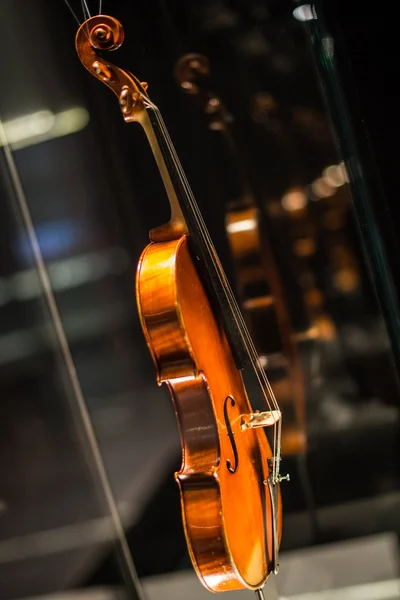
[75, 16, 149, 123]
[86, 15, 124, 51]
[175, 53, 229, 130]
[174, 53, 210, 95]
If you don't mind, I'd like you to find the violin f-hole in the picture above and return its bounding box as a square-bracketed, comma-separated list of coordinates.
[224, 395, 239, 474]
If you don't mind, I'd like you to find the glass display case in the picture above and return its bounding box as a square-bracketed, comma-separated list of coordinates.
[0, 1, 399, 599]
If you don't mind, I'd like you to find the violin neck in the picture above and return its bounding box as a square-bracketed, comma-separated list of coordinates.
[137, 101, 248, 369]
[136, 107, 188, 242]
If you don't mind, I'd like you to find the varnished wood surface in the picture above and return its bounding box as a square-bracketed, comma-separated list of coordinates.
[137, 236, 282, 592]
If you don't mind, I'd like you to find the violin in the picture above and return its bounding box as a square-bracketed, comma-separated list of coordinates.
[76, 15, 285, 596]
[174, 54, 306, 456]
[251, 93, 339, 342]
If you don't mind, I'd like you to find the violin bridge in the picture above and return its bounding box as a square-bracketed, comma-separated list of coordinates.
[240, 410, 281, 430]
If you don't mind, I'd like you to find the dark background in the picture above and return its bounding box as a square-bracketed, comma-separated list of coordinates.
[0, 0, 399, 598]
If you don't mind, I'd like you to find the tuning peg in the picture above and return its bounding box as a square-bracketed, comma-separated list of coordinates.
[141, 81, 149, 91]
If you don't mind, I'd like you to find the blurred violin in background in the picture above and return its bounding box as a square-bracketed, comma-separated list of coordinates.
[174, 53, 307, 458]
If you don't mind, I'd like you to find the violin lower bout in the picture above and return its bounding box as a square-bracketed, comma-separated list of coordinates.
[136, 235, 281, 593]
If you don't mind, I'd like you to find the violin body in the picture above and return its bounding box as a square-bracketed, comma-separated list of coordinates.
[137, 235, 281, 592]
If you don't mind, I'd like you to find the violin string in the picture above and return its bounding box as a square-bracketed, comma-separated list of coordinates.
[64, 0, 81, 25]
[146, 100, 282, 478]
[168, 118, 282, 480]
[151, 108, 272, 398]
[157, 111, 283, 460]
[99, 0, 103, 14]
[149, 103, 281, 416]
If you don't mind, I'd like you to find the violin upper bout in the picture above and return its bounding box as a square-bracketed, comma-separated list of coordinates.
[136, 236, 197, 383]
